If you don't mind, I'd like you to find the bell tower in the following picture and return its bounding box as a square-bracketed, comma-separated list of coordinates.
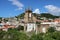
[24, 8, 33, 23]
[24, 8, 37, 32]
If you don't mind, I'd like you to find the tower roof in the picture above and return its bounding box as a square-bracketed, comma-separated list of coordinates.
[25, 8, 32, 13]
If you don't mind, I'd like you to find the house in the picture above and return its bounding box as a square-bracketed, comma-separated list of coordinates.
[40, 22, 57, 33]
[0, 21, 16, 31]
[54, 18, 60, 22]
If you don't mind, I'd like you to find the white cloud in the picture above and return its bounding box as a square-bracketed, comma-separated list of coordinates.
[8, 0, 24, 10]
[33, 9, 40, 14]
[45, 5, 60, 16]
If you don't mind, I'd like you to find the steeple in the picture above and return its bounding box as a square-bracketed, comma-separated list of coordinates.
[25, 8, 32, 13]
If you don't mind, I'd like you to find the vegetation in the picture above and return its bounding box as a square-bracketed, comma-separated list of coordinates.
[40, 13, 59, 19]
[0, 17, 2, 23]
[15, 13, 25, 19]
[16, 25, 24, 31]
[0, 27, 60, 40]
[0, 28, 28, 40]
[15, 13, 59, 20]
[48, 27, 56, 33]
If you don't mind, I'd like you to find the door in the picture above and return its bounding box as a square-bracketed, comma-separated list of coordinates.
[42, 27, 46, 33]
[26, 23, 36, 32]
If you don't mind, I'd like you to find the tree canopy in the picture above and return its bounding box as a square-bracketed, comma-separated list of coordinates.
[0, 28, 60, 40]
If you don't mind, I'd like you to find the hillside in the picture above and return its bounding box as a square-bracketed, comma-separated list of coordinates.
[0, 13, 59, 21]
[40, 13, 59, 19]
[15, 13, 25, 19]
[15, 13, 59, 20]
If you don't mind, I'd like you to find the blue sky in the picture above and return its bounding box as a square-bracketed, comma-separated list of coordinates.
[0, 0, 60, 17]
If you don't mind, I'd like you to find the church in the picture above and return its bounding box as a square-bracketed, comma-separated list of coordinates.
[19, 9, 49, 33]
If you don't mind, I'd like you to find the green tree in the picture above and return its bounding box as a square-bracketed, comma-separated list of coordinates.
[51, 31, 60, 40]
[16, 25, 24, 31]
[0, 30, 6, 40]
[3, 28, 28, 40]
[48, 27, 56, 33]
[30, 33, 43, 40]
[43, 33, 55, 40]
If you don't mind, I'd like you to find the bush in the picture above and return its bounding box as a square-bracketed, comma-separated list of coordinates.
[0, 28, 60, 40]
[48, 27, 56, 33]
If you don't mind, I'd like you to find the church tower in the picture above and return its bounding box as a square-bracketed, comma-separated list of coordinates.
[24, 8, 36, 23]
[24, 8, 37, 32]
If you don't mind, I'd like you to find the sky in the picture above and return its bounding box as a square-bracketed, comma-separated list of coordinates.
[0, 0, 60, 18]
